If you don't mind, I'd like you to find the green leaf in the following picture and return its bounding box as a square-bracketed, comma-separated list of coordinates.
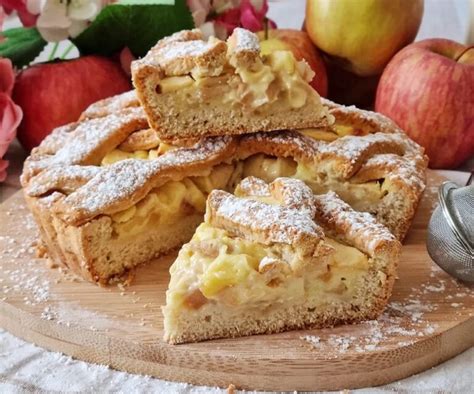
[72, 0, 194, 58]
[118, 0, 174, 4]
[0, 28, 47, 68]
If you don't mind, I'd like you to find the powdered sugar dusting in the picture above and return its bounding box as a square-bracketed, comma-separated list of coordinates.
[52, 108, 146, 166]
[270, 177, 316, 216]
[230, 27, 260, 51]
[58, 136, 234, 223]
[158, 40, 217, 62]
[314, 191, 398, 256]
[237, 177, 316, 217]
[321, 132, 415, 167]
[26, 165, 101, 197]
[81, 90, 140, 120]
[208, 189, 324, 248]
[360, 153, 426, 194]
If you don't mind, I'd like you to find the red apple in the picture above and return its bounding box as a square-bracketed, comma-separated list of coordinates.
[257, 29, 328, 97]
[13, 56, 131, 151]
[375, 39, 474, 169]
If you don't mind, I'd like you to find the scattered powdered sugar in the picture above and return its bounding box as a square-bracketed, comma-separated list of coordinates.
[424, 184, 441, 213]
[422, 283, 446, 293]
[300, 274, 473, 355]
[3, 260, 50, 305]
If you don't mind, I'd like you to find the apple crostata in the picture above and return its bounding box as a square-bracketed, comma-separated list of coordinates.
[21, 90, 426, 285]
[163, 177, 401, 344]
[131, 28, 332, 142]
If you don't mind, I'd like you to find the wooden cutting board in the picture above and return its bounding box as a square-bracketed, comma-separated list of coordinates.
[0, 171, 473, 391]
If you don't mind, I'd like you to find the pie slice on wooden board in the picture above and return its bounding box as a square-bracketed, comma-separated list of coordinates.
[131, 28, 333, 142]
[163, 177, 401, 344]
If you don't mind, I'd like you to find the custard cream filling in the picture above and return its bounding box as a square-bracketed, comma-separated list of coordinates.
[242, 153, 386, 211]
[167, 222, 370, 310]
[101, 124, 385, 236]
[109, 164, 235, 237]
[156, 50, 316, 111]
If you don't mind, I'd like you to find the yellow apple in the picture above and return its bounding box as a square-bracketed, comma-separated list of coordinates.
[257, 29, 328, 97]
[305, 0, 424, 76]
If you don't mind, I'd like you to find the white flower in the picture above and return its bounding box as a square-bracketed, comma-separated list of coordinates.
[31, 0, 101, 42]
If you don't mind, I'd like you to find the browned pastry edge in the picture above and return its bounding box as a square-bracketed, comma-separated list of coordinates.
[21, 89, 427, 242]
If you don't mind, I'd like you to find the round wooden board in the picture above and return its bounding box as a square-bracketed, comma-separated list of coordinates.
[0, 171, 473, 391]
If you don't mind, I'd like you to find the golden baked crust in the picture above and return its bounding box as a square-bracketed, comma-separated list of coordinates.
[163, 177, 400, 344]
[131, 28, 333, 142]
[21, 91, 426, 284]
[80, 90, 140, 121]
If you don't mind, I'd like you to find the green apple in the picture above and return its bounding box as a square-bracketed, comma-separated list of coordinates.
[305, 0, 424, 76]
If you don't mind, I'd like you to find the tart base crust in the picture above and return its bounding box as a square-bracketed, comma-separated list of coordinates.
[164, 254, 396, 344]
[26, 193, 203, 285]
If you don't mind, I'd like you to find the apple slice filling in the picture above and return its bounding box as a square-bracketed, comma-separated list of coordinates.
[154, 50, 316, 113]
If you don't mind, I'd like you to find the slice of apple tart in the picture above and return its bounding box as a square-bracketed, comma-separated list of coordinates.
[163, 177, 400, 344]
[21, 91, 426, 285]
[131, 28, 333, 142]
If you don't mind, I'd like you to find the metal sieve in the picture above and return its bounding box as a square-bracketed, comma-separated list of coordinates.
[426, 174, 474, 283]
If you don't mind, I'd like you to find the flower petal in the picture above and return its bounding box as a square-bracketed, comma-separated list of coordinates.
[26, 0, 44, 15]
[0, 93, 22, 159]
[0, 159, 9, 182]
[1, 0, 39, 26]
[240, 0, 263, 32]
[0, 6, 4, 31]
[17, 8, 39, 26]
[187, 0, 211, 14]
[119, 46, 135, 76]
[0, 57, 15, 96]
[198, 21, 216, 39]
[68, 18, 88, 37]
[37, 26, 70, 41]
[37, 0, 70, 29]
[68, 0, 98, 21]
[214, 7, 241, 35]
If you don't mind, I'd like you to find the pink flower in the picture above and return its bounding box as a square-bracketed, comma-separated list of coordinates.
[119, 46, 136, 77]
[0, 0, 38, 27]
[0, 6, 4, 30]
[0, 58, 23, 182]
[214, 0, 275, 37]
[187, 0, 211, 27]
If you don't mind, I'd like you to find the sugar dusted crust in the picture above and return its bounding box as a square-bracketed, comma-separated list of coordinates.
[164, 178, 400, 344]
[206, 189, 324, 255]
[21, 90, 426, 284]
[131, 28, 332, 142]
[80, 90, 140, 121]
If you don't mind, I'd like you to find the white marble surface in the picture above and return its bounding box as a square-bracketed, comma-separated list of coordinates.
[1, 1, 473, 392]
